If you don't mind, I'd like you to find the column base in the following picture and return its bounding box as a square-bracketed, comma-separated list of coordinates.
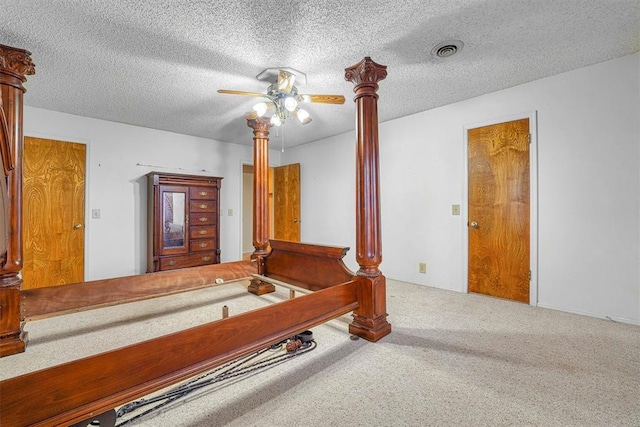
[349, 313, 391, 342]
[348, 273, 391, 341]
[0, 331, 27, 357]
[0, 286, 27, 357]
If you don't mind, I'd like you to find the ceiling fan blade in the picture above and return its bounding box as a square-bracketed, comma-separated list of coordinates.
[217, 89, 265, 97]
[277, 70, 296, 93]
[299, 94, 346, 105]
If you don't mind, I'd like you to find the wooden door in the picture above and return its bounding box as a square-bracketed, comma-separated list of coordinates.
[273, 163, 300, 241]
[22, 137, 86, 289]
[468, 119, 529, 302]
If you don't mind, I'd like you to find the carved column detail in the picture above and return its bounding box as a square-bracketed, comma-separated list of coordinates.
[246, 117, 275, 295]
[0, 43, 35, 357]
[345, 57, 391, 341]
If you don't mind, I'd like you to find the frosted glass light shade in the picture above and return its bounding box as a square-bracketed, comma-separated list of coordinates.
[253, 102, 268, 117]
[296, 108, 311, 125]
[284, 96, 297, 112]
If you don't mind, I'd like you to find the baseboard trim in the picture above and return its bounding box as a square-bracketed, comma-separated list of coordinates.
[537, 303, 640, 326]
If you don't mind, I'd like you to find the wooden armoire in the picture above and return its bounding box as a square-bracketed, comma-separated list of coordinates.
[147, 172, 222, 272]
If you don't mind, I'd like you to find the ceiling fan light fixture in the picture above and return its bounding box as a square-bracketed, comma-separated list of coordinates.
[284, 96, 297, 112]
[253, 102, 268, 117]
[219, 67, 343, 127]
[270, 115, 282, 127]
[277, 70, 296, 92]
[296, 108, 311, 125]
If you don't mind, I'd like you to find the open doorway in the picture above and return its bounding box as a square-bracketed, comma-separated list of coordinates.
[241, 163, 300, 260]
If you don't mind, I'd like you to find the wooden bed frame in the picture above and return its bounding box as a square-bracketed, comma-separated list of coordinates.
[0, 43, 391, 426]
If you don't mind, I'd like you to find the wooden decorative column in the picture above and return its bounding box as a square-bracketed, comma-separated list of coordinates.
[0, 44, 35, 356]
[345, 57, 391, 341]
[246, 117, 275, 295]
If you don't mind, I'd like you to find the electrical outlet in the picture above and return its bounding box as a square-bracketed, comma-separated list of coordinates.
[419, 262, 427, 274]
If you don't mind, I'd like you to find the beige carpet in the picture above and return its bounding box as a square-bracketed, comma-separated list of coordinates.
[2, 279, 639, 426]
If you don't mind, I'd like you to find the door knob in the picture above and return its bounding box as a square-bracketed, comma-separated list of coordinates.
[293, 218, 300, 223]
[73, 223, 83, 229]
[469, 221, 479, 228]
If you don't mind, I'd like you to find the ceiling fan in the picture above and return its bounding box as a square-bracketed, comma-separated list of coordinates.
[217, 68, 345, 127]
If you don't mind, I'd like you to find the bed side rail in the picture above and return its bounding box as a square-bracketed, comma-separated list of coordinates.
[1, 280, 358, 427]
[22, 260, 256, 320]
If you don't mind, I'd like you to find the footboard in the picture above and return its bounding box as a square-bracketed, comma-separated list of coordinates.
[0, 280, 359, 426]
[264, 240, 354, 291]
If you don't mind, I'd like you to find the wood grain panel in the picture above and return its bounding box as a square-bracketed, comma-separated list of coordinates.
[468, 118, 530, 302]
[273, 163, 300, 241]
[23, 137, 85, 289]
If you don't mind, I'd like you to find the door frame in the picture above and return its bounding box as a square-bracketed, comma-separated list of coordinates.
[462, 111, 539, 305]
[24, 132, 90, 282]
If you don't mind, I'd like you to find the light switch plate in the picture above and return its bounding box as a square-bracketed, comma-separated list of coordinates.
[452, 204, 460, 215]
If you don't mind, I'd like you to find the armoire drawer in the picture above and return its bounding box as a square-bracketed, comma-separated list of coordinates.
[159, 252, 216, 270]
[190, 200, 216, 213]
[189, 212, 216, 225]
[190, 186, 216, 200]
[189, 226, 216, 239]
[190, 239, 215, 252]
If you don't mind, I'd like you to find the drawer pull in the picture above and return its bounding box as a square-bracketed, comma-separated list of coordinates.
[199, 217, 208, 222]
[198, 230, 208, 235]
[199, 242, 208, 248]
[167, 260, 177, 266]
[199, 203, 208, 209]
[199, 191, 208, 196]
[202, 256, 211, 261]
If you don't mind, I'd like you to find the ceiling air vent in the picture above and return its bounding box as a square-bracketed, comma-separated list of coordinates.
[431, 40, 464, 58]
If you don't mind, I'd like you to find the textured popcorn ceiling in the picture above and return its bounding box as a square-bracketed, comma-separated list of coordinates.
[2, 0, 639, 147]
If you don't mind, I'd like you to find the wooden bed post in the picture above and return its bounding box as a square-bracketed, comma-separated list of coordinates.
[345, 57, 391, 342]
[0, 43, 34, 357]
[246, 117, 275, 295]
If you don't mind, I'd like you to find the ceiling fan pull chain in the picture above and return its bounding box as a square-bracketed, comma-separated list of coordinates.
[281, 127, 285, 152]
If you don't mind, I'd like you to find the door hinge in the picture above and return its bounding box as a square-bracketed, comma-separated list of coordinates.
[528, 134, 532, 144]
[529, 270, 531, 281]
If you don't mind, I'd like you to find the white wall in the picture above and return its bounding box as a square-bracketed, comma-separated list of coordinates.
[23, 107, 282, 280]
[283, 53, 640, 324]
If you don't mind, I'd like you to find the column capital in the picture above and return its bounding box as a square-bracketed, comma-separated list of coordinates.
[246, 117, 272, 134]
[344, 57, 387, 92]
[0, 44, 35, 89]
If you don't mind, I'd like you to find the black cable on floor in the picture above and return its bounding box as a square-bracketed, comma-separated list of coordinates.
[115, 332, 316, 426]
